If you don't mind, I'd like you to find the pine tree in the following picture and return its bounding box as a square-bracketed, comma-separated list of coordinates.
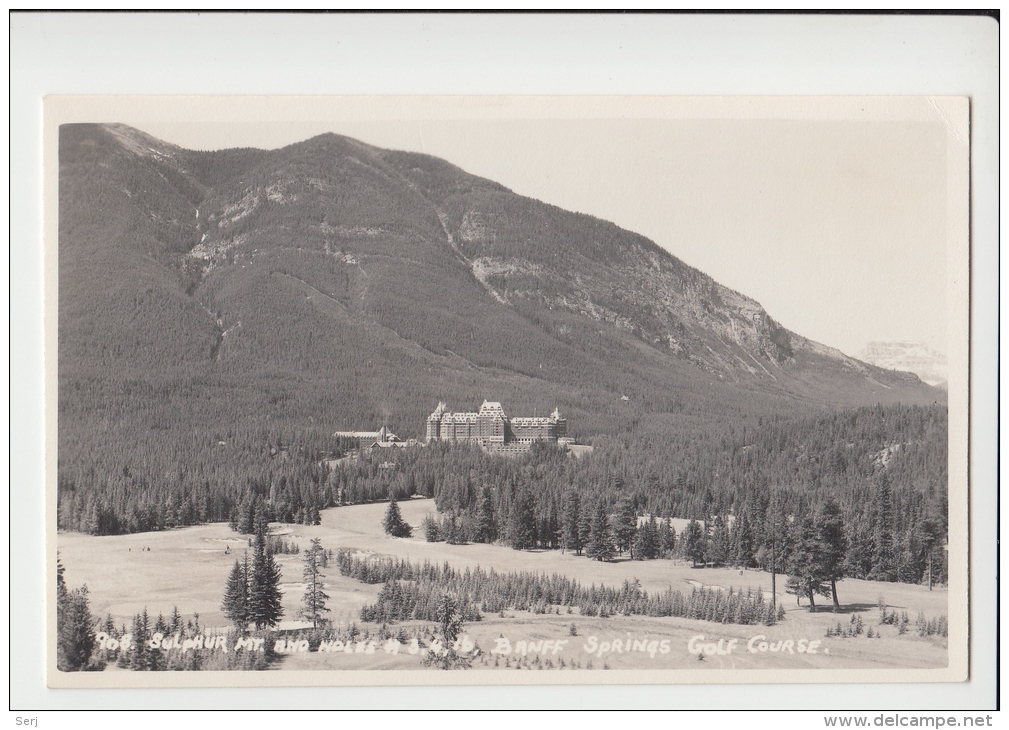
[632, 517, 660, 560]
[422, 592, 471, 670]
[585, 502, 616, 562]
[916, 517, 945, 591]
[169, 606, 183, 634]
[299, 538, 330, 629]
[785, 514, 831, 611]
[612, 499, 638, 557]
[382, 496, 413, 538]
[506, 489, 537, 550]
[733, 508, 757, 568]
[682, 519, 706, 567]
[237, 496, 256, 534]
[578, 508, 593, 555]
[56, 556, 97, 672]
[248, 522, 284, 629]
[561, 491, 584, 555]
[844, 511, 874, 579]
[127, 609, 156, 671]
[222, 552, 251, 632]
[706, 515, 731, 566]
[474, 488, 497, 543]
[870, 471, 896, 582]
[422, 514, 442, 542]
[444, 515, 465, 545]
[538, 500, 560, 550]
[657, 518, 676, 557]
[817, 499, 846, 608]
[154, 613, 169, 636]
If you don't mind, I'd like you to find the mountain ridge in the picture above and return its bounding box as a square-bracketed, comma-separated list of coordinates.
[58, 123, 941, 454]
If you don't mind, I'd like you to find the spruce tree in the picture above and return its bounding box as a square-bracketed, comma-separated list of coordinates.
[916, 517, 944, 590]
[154, 613, 169, 636]
[299, 538, 330, 629]
[612, 499, 638, 557]
[422, 593, 471, 670]
[422, 514, 442, 542]
[870, 471, 896, 581]
[169, 605, 183, 634]
[127, 609, 154, 671]
[658, 519, 676, 557]
[56, 558, 97, 672]
[817, 499, 846, 607]
[249, 522, 284, 629]
[506, 489, 537, 550]
[844, 514, 875, 579]
[585, 502, 616, 562]
[222, 552, 251, 632]
[706, 515, 731, 566]
[561, 491, 584, 555]
[632, 517, 660, 560]
[383, 496, 413, 538]
[733, 509, 757, 568]
[474, 488, 497, 543]
[784, 514, 830, 611]
[681, 519, 706, 567]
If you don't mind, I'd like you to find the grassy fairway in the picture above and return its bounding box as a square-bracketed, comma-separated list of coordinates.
[57, 497, 948, 670]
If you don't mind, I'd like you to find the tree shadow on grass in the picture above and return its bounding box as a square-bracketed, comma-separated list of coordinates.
[795, 602, 878, 615]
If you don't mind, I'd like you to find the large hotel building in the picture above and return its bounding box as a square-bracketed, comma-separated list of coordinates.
[425, 401, 569, 454]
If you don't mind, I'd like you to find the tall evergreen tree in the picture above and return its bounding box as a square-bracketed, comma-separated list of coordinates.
[612, 499, 638, 557]
[681, 519, 706, 567]
[561, 491, 584, 555]
[657, 518, 676, 558]
[382, 496, 413, 538]
[56, 556, 97, 672]
[126, 608, 161, 670]
[706, 514, 731, 566]
[422, 514, 442, 542]
[916, 517, 945, 591]
[169, 606, 183, 634]
[817, 499, 846, 607]
[632, 516, 660, 560]
[422, 593, 471, 670]
[299, 538, 330, 629]
[222, 551, 251, 632]
[249, 522, 284, 629]
[474, 488, 497, 543]
[785, 514, 830, 611]
[506, 489, 537, 550]
[733, 508, 757, 568]
[870, 471, 896, 582]
[585, 502, 616, 562]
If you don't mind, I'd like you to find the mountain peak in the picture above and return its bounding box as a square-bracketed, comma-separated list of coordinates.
[858, 341, 947, 388]
[100, 122, 183, 158]
[58, 123, 941, 450]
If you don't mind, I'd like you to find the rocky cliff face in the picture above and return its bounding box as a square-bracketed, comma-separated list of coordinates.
[858, 342, 948, 388]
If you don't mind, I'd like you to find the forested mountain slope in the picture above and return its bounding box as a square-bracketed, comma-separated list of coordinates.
[57, 124, 944, 534]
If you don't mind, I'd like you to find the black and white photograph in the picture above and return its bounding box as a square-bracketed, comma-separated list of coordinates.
[45, 94, 968, 688]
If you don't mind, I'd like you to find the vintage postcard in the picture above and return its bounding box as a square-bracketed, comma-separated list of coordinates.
[45, 95, 969, 688]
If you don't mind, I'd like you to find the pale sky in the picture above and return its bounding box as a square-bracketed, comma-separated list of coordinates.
[136, 111, 950, 358]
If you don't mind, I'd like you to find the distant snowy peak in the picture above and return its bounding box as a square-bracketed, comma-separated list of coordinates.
[858, 342, 947, 388]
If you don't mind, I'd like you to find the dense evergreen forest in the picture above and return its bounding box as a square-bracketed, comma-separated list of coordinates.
[58, 403, 947, 588]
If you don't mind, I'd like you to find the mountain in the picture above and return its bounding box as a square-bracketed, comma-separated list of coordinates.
[58, 123, 942, 468]
[858, 341, 948, 389]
